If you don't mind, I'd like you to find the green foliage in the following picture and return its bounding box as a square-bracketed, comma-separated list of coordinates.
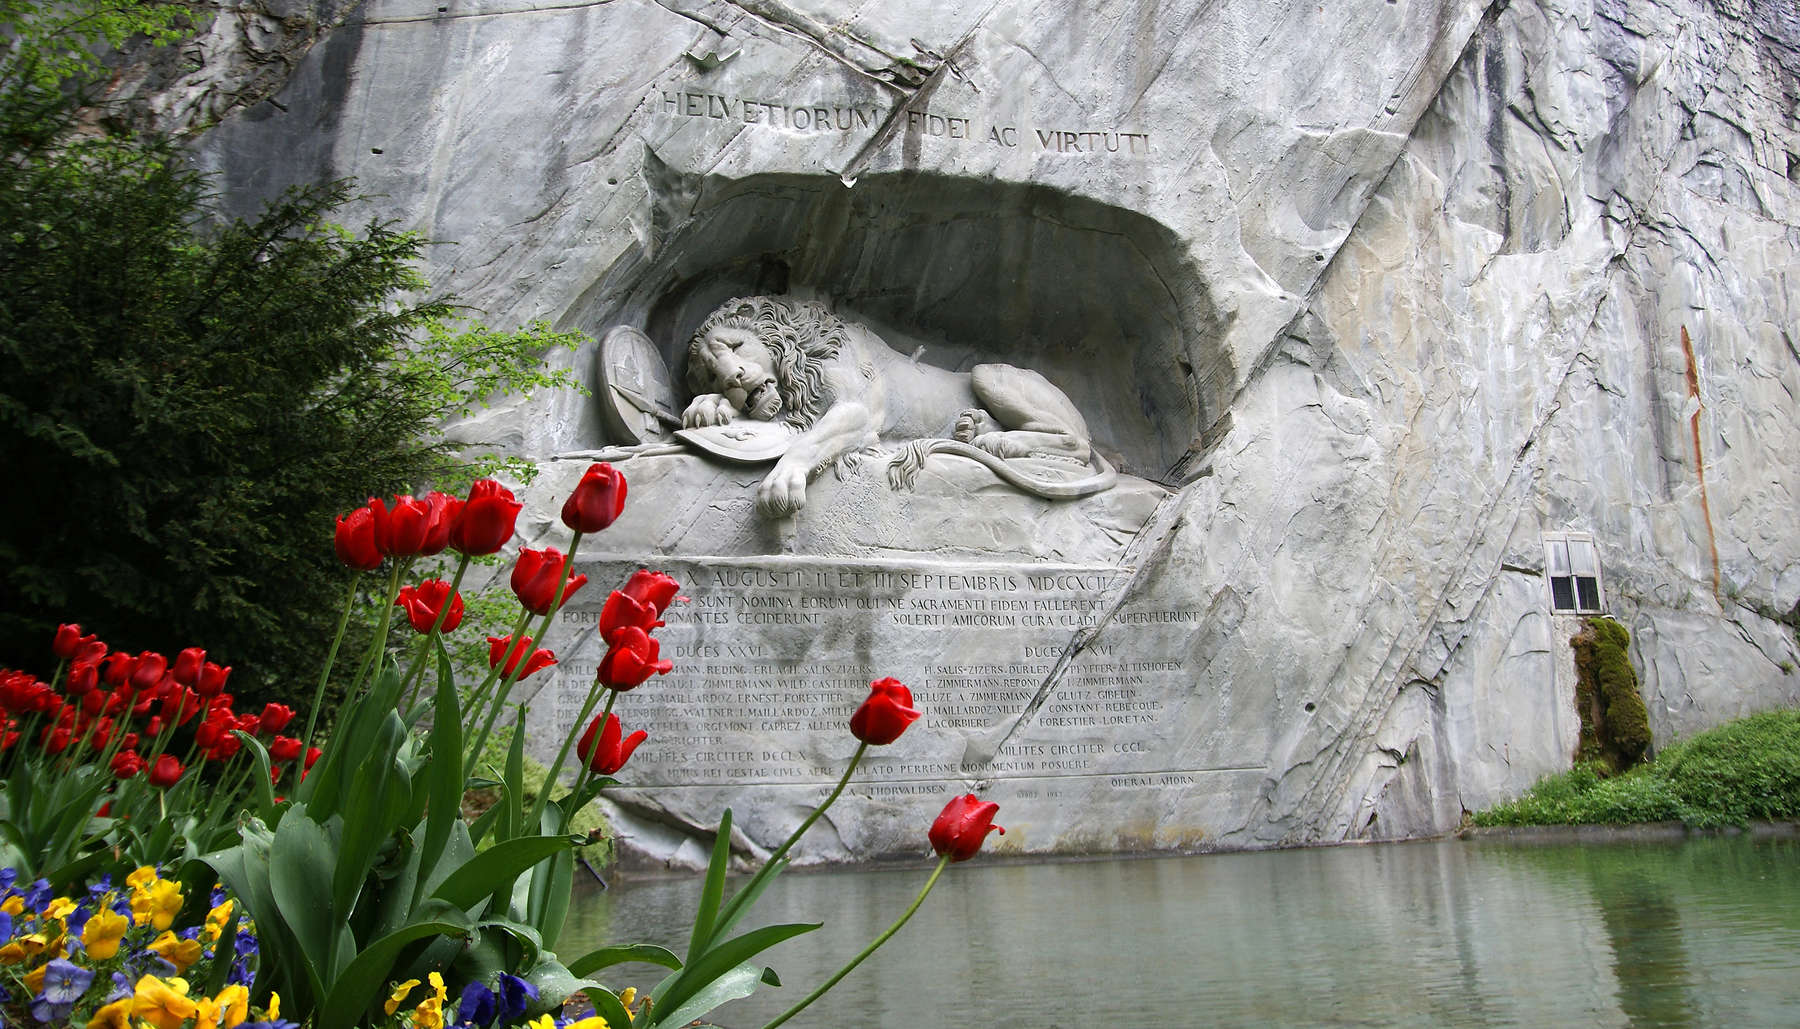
[0, 0, 189, 90]
[1572, 616, 1652, 771]
[0, 62, 583, 708]
[1473, 708, 1800, 829]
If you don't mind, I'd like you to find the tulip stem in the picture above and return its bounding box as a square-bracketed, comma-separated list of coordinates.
[534, 685, 615, 831]
[462, 608, 535, 783]
[765, 741, 867, 874]
[351, 559, 409, 697]
[759, 853, 953, 1029]
[302, 572, 363, 762]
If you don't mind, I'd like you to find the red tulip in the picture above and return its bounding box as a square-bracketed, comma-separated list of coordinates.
[849, 678, 921, 746]
[334, 504, 382, 570]
[486, 635, 557, 679]
[195, 662, 231, 698]
[128, 652, 167, 692]
[510, 547, 588, 616]
[596, 627, 671, 691]
[147, 754, 183, 788]
[268, 736, 303, 762]
[396, 579, 465, 634]
[66, 661, 99, 696]
[620, 570, 681, 615]
[561, 462, 627, 533]
[419, 491, 456, 556]
[258, 703, 294, 735]
[450, 479, 522, 556]
[172, 647, 206, 688]
[52, 623, 96, 661]
[598, 590, 662, 645]
[305, 746, 322, 771]
[101, 653, 135, 687]
[41, 726, 72, 755]
[576, 713, 647, 775]
[373, 494, 431, 556]
[929, 794, 1005, 862]
[110, 750, 145, 781]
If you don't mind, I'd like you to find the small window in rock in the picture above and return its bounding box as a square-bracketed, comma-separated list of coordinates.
[1544, 533, 1604, 613]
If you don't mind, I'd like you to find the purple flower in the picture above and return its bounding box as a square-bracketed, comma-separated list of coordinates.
[109, 972, 132, 1001]
[457, 981, 497, 1026]
[496, 974, 538, 1021]
[42, 958, 92, 1004]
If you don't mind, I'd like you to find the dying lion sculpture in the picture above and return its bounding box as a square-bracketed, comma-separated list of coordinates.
[680, 295, 1115, 517]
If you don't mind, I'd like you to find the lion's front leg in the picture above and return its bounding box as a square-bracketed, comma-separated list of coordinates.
[754, 401, 878, 518]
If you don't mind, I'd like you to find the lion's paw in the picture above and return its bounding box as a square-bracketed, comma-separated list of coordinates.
[682, 393, 740, 428]
[757, 461, 809, 517]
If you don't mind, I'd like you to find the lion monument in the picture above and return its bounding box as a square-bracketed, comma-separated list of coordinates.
[678, 295, 1115, 517]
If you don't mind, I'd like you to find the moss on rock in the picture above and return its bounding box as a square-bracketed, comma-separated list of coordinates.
[1572, 616, 1652, 772]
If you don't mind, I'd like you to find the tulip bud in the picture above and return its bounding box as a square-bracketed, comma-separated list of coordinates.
[596, 627, 672, 691]
[128, 652, 167, 693]
[576, 713, 647, 775]
[147, 754, 183, 788]
[510, 548, 587, 616]
[561, 462, 628, 533]
[929, 794, 1005, 862]
[172, 647, 206, 688]
[620, 570, 681, 615]
[450, 479, 522, 556]
[849, 678, 921, 746]
[334, 504, 383, 570]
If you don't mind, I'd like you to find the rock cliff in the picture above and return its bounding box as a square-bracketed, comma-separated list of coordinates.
[168, 0, 1800, 863]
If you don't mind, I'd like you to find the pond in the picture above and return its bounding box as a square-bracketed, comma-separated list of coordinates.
[560, 835, 1800, 1028]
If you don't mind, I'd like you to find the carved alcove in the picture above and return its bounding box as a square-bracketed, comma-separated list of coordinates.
[561, 158, 1229, 484]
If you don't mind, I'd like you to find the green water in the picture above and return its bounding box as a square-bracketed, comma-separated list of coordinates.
[561, 836, 1800, 1028]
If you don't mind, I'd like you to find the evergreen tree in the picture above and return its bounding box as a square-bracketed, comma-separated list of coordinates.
[0, 23, 581, 704]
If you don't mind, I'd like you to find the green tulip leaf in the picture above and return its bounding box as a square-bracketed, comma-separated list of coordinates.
[415, 652, 465, 900]
[652, 960, 778, 1029]
[314, 906, 472, 1029]
[431, 835, 573, 910]
[654, 921, 819, 1019]
[689, 808, 733, 958]
[567, 943, 683, 977]
[268, 806, 336, 1004]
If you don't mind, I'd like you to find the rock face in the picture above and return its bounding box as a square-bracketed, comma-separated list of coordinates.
[186, 0, 1800, 867]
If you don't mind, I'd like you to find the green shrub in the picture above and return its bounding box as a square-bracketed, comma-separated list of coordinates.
[1473, 708, 1800, 828]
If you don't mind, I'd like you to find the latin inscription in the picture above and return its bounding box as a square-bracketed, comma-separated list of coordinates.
[655, 88, 1150, 157]
[542, 559, 1193, 789]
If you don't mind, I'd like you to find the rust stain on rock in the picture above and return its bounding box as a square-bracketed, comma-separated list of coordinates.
[1681, 325, 1721, 599]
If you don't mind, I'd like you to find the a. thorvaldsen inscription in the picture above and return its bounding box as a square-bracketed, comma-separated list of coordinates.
[671, 295, 1116, 516]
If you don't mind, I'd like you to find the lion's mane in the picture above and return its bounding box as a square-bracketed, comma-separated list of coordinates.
[686, 296, 847, 429]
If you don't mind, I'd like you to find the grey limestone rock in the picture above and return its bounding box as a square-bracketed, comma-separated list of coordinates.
[181, 0, 1800, 867]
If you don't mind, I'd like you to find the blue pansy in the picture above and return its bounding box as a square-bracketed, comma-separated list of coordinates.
[41, 957, 93, 1004]
[496, 974, 539, 1021]
[457, 980, 497, 1027]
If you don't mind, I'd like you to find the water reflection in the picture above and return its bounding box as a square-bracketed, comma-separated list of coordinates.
[560, 837, 1800, 1028]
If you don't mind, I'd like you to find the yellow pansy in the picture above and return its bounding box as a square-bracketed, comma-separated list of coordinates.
[131, 879, 184, 931]
[42, 896, 77, 920]
[619, 986, 638, 1022]
[385, 978, 420, 1016]
[125, 866, 159, 892]
[413, 997, 445, 1029]
[203, 899, 234, 942]
[565, 1017, 612, 1029]
[267, 993, 281, 1019]
[23, 962, 47, 994]
[83, 907, 130, 960]
[528, 1017, 557, 1029]
[148, 930, 204, 973]
[209, 984, 251, 1029]
[0, 930, 52, 964]
[0, 895, 23, 916]
[86, 997, 134, 1029]
[132, 974, 198, 1029]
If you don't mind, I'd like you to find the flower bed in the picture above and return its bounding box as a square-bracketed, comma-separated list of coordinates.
[3, 464, 1006, 1028]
